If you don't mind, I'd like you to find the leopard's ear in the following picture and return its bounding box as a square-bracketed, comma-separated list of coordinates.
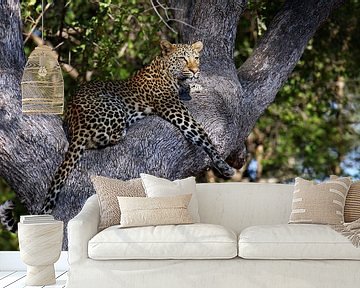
[191, 41, 203, 53]
[160, 40, 175, 55]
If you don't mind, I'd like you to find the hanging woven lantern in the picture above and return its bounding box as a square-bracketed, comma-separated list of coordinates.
[21, 45, 64, 114]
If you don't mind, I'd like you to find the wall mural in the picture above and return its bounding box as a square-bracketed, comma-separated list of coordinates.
[0, 1, 359, 252]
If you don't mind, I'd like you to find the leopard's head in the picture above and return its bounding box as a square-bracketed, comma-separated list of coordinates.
[160, 40, 203, 80]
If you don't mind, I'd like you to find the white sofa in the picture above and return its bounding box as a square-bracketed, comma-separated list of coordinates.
[66, 182, 360, 288]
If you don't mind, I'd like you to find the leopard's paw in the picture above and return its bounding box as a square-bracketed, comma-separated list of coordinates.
[190, 83, 203, 93]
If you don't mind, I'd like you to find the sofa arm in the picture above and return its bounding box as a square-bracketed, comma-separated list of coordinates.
[67, 195, 100, 264]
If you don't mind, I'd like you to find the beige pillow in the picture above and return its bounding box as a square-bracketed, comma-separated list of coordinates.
[117, 194, 193, 228]
[345, 181, 360, 222]
[140, 173, 200, 222]
[330, 175, 360, 222]
[91, 175, 146, 229]
[289, 177, 351, 225]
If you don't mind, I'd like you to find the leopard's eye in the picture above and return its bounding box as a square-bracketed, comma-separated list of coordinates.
[194, 56, 199, 60]
[178, 56, 187, 62]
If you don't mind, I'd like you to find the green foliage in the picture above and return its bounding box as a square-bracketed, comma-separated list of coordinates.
[21, 0, 171, 97]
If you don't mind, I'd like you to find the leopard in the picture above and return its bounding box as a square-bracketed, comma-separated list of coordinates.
[0, 40, 234, 232]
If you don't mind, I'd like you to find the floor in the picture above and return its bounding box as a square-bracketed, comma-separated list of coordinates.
[0, 251, 69, 288]
[0, 271, 67, 288]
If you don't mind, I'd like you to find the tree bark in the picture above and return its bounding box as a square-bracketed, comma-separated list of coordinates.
[170, 0, 344, 165]
[0, 0, 344, 248]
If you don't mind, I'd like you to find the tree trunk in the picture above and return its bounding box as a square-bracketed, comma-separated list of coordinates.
[0, 0, 344, 248]
[170, 0, 344, 165]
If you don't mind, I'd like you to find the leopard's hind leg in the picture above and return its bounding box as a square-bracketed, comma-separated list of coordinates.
[42, 107, 127, 214]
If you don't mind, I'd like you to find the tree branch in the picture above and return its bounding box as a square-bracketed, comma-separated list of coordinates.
[1, 1, 248, 249]
[150, 0, 177, 34]
[0, 0, 345, 249]
[169, 0, 247, 62]
[0, 0, 67, 213]
[237, 0, 345, 120]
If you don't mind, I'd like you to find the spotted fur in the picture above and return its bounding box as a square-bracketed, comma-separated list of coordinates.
[0, 41, 234, 231]
[0, 200, 17, 232]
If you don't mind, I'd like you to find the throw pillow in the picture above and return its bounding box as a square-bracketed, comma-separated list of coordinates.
[330, 175, 360, 223]
[289, 177, 351, 225]
[140, 173, 200, 222]
[117, 194, 194, 228]
[91, 175, 146, 230]
[345, 181, 360, 222]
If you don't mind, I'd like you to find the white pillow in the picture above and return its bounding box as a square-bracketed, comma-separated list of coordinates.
[140, 173, 200, 222]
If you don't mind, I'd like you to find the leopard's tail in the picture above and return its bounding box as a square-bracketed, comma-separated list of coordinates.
[41, 140, 86, 215]
[0, 200, 17, 233]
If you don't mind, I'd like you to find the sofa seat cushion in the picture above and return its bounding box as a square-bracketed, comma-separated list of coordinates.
[238, 224, 360, 260]
[88, 223, 237, 260]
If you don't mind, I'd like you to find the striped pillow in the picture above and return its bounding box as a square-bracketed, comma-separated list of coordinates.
[330, 175, 360, 223]
[345, 181, 360, 222]
[289, 177, 351, 225]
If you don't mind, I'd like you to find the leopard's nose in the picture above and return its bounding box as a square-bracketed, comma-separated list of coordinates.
[189, 67, 199, 74]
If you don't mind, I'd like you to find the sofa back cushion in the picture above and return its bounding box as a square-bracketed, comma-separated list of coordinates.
[195, 182, 293, 234]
